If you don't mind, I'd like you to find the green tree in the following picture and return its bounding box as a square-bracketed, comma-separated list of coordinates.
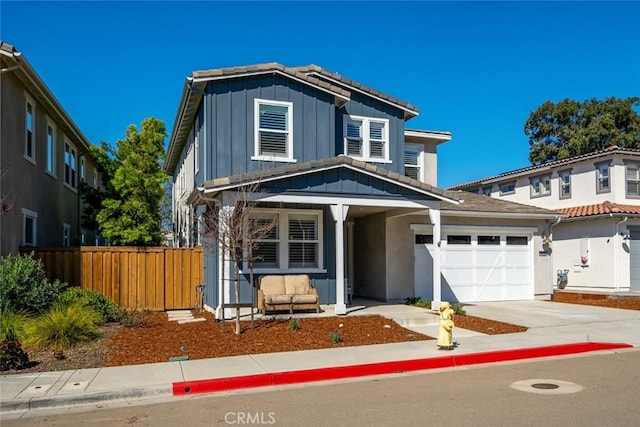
[525, 97, 640, 165]
[79, 142, 117, 234]
[96, 118, 168, 245]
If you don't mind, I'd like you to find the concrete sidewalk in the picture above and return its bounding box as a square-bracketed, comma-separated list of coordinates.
[2, 300, 639, 415]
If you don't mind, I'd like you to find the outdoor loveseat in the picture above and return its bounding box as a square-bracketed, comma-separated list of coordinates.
[257, 274, 320, 314]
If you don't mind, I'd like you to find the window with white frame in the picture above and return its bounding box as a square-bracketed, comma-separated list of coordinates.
[247, 209, 323, 271]
[559, 169, 571, 199]
[499, 181, 516, 195]
[626, 162, 640, 198]
[80, 158, 86, 182]
[22, 208, 37, 246]
[530, 174, 551, 197]
[194, 127, 200, 174]
[25, 96, 36, 163]
[344, 116, 389, 162]
[596, 161, 611, 193]
[403, 144, 421, 180]
[63, 223, 71, 247]
[46, 121, 56, 175]
[253, 99, 294, 161]
[64, 141, 77, 188]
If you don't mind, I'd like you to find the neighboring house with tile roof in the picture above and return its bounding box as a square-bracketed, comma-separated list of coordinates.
[0, 42, 105, 255]
[449, 146, 640, 293]
[165, 62, 560, 316]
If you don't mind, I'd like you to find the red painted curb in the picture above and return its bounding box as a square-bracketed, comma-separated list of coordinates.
[172, 342, 632, 396]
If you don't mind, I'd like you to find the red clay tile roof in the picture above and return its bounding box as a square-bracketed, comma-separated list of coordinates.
[558, 201, 640, 218]
[448, 146, 640, 190]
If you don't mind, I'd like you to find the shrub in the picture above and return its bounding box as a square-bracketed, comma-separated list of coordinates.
[56, 287, 123, 324]
[0, 339, 30, 371]
[288, 320, 300, 332]
[451, 304, 467, 316]
[404, 296, 421, 305]
[120, 309, 150, 328]
[0, 309, 29, 342]
[404, 297, 432, 309]
[329, 330, 342, 344]
[24, 302, 101, 359]
[0, 253, 63, 314]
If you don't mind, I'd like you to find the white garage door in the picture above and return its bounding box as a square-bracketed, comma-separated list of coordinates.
[414, 231, 533, 303]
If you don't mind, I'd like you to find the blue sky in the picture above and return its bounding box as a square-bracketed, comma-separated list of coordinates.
[2, 1, 638, 188]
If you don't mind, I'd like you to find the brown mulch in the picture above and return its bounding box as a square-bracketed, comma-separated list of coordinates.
[4, 292, 637, 375]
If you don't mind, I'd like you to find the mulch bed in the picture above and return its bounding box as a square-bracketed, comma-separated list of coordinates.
[552, 291, 640, 310]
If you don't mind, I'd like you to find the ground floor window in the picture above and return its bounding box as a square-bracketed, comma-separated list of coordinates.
[22, 208, 38, 246]
[63, 223, 71, 247]
[247, 208, 323, 272]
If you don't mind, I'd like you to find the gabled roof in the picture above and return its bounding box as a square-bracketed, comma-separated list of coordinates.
[442, 191, 562, 218]
[557, 201, 640, 219]
[448, 146, 640, 190]
[195, 155, 459, 204]
[294, 64, 419, 119]
[0, 41, 94, 155]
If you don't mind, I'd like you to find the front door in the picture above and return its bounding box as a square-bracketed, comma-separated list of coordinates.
[414, 234, 434, 300]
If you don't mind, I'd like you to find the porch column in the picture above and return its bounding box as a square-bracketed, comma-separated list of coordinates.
[429, 208, 442, 310]
[216, 204, 233, 320]
[329, 204, 349, 315]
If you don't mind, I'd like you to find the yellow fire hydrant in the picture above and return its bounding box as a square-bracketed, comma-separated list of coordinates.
[437, 301, 455, 350]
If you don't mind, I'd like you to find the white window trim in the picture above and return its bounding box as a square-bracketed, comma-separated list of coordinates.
[241, 208, 325, 273]
[80, 158, 86, 183]
[45, 117, 57, 178]
[22, 208, 38, 246]
[558, 169, 572, 200]
[343, 115, 391, 164]
[404, 143, 423, 181]
[24, 93, 36, 164]
[63, 223, 71, 247]
[499, 181, 516, 196]
[530, 174, 551, 198]
[64, 138, 78, 192]
[595, 161, 611, 194]
[194, 127, 200, 174]
[252, 98, 296, 163]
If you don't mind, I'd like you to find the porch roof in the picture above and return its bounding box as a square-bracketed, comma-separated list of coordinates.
[192, 155, 460, 205]
[442, 191, 563, 219]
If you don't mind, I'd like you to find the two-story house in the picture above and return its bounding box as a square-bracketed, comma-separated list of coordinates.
[449, 146, 640, 293]
[165, 63, 560, 317]
[0, 41, 104, 255]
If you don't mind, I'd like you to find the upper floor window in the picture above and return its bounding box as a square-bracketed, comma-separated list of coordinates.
[481, 186, 492, 196]
[403, 144, 422, 180]
[25, 95, 36, 163]
[80, 158, 86, 182]
[530, 174, 551, 198]
[595, 161, 611, 193]
[46, 120, 56, 176]
[626, 162, 640, 198]
[344, 116, 390, 163]
[248, 209, 323, 272]
[499, 181, 516, 196]
[194, 127, 200, 174]
[22, 208, 38, 246]
[64, 141, 77, 189]
[253, 99, 294, 162]
[558, 169, 571, 199]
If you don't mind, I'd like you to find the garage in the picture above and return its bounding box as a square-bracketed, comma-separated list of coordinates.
[414, 226, 535, 303]
[631, 227, 640, 292]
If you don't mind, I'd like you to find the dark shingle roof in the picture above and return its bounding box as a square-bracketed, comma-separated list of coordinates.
[442, 191, 562, 217]
[448, 146, 640, 190]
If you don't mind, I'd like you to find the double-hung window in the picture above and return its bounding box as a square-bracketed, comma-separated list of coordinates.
[248, 209, 323, 272]
[253, 99, 294, 162]
[558, 169, 571, 199]
[596, 161, 611, 193]
[626, 162, 640, 198]
[46, 120, 56, 176]
[403, 144, 422, 180]
[64, 141, 77, 189]
[25, 95, 36, 163]
[22, 208, 38, 246]
[344, 116, 390, 162]
[530, 174, 551, 198]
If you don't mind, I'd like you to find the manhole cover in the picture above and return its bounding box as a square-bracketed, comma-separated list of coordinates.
[531, 383, 560, 390]
[511, 379, 583, 395]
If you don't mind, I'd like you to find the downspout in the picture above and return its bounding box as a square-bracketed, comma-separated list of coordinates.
[614, 216, 628, 292]
[549, 216, 562, 291]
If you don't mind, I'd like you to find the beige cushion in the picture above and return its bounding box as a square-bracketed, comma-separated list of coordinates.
[265, 294, 292, 304]
[284, 275, 311, 295]
[292, 294, 317, 304]
[260, 276, 286, 295]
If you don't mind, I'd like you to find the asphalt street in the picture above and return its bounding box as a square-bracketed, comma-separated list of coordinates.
[3, 348, 639, 426]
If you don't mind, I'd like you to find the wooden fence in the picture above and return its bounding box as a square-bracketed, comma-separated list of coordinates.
[19, 247, 204, 311]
